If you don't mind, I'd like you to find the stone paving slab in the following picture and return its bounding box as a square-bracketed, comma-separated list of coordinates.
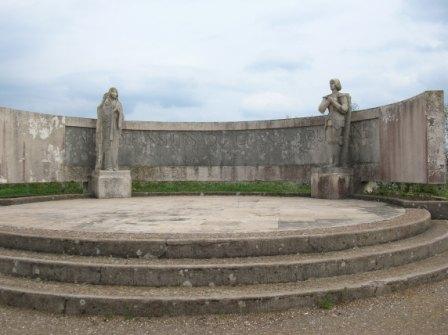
[0, 208, 429, 258]
[0, 196, 405, 234]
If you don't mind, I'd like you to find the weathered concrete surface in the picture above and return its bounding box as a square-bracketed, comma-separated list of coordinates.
[0, 91, 444, 184]
[0, 248, 446, 316]
[379, 91, 446, 184]
[0, 194, 87, 206]
[64, 112, 378, 183]
[0, 107, 65, 183]
[0, 278, 446, 335]
[311, 167, 353, 199]
[0, 196, 404, 234]
[0, 199, 430, 259]
[0, 195, 444, 317]
[60, 90, 448, 184]
[353, 194, 448, 220]
[92, 170, 131, 199]
[0, 220, 445, 287]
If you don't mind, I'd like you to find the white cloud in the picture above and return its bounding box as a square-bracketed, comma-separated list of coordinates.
[242, 92, 298, 112]
[0, 0, 446, 121]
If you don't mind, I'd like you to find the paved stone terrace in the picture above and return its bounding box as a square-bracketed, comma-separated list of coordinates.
[0, 196, 405, 235]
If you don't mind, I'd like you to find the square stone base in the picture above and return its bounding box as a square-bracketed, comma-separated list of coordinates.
[92, 170, 132, 199]
[311, 167, 353, 199]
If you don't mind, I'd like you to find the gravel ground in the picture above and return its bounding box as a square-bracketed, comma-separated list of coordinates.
[0, 279, 447, 335]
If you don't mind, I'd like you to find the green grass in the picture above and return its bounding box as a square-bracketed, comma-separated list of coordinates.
[366, 182, 448, 200]
[318, 295, 335, 310]
[6, 180, 448, 200]
[0, 181, 84, 198]
[0, 180, 310, 198]
[132, 181, 311, 195]
[122, 307, 135, 321]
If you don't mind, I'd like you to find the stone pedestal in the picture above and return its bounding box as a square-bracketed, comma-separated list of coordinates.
[92, 170, 132, 199]
[311, 167, 353, 199]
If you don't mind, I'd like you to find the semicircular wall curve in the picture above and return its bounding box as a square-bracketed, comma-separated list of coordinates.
[0, 90, 444, 184]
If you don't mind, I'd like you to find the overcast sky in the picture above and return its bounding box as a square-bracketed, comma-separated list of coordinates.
[0, 0, 447, 121]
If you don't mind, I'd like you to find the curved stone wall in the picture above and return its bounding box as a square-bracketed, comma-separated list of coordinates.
[0, 90, 445, 184]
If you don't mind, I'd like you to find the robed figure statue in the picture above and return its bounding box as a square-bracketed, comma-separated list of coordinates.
[95, 87, 124, 171]
[318, 79, 352, 167]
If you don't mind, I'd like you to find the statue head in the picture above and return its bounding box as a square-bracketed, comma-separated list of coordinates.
[329, 79, 342, 92]
[108, 87, 118, 100]
[99, 87, 119, 107]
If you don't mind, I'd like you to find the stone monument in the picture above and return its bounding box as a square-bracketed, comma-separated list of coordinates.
[91, 87, 131, 198]
[311, 79, 353, 199]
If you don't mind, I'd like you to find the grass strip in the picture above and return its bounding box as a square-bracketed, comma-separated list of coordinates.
[0, 182, 84, 198]
[0, 181, 311, 198]
[365, 182, 448, 200]
[133, 181, 310, 195]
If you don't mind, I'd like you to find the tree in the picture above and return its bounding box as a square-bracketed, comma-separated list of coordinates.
[351, 102, 359, 111]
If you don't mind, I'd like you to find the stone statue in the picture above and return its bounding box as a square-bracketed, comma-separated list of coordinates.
[95, 87, 124, 171]
[318, 79, 352, 167]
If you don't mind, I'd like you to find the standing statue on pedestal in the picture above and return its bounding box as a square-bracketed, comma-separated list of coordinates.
[311, 79, 353, 199]
[92, 87, 131, 199]
[318, 78, 352, 167]
[95, 87, 124, 171]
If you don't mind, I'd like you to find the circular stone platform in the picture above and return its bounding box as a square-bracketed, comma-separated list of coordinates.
[0, 196, 404, 234]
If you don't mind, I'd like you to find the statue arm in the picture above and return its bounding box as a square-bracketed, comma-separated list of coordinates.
[329, 95, 349, 114]
[116, 104, 124, 130]
[318, 98, 329, 114]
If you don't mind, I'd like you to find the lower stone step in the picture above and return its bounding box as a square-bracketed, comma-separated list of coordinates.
[0, 220, 447, 287]
[0, 209, 430, 258]
[0, 250, 447, 316]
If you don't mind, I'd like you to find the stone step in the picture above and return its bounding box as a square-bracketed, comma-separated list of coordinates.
[0, 250, 446, 316]
[0, 221, 446, 287]
[0, 209, 431, 258]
